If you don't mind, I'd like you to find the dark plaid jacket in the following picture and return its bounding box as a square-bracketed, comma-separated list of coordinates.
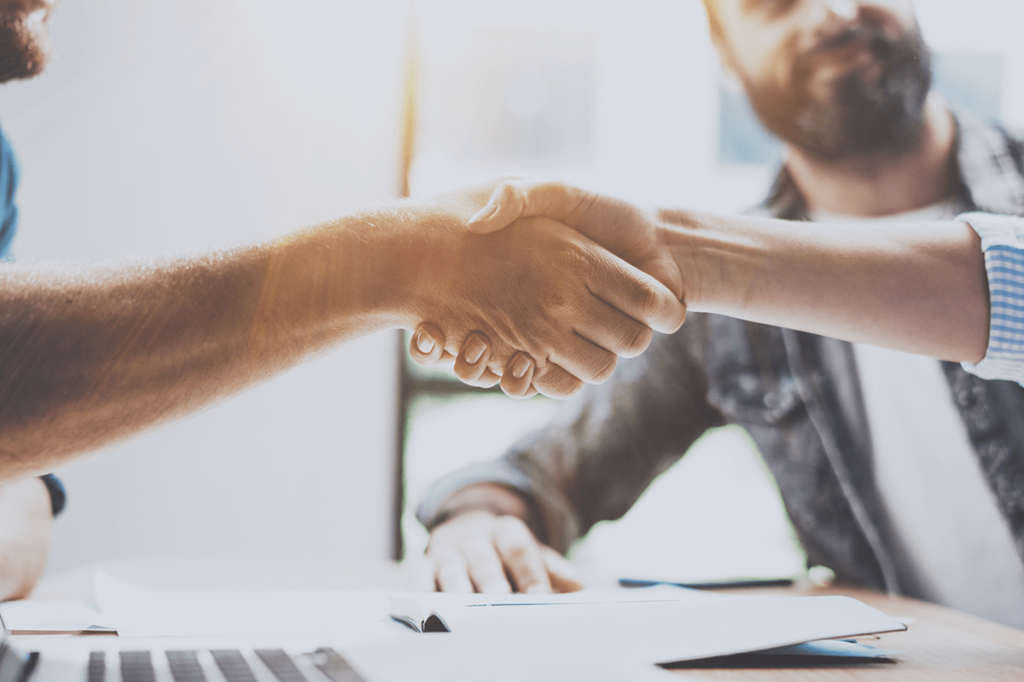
[419, 112, 1024, 593]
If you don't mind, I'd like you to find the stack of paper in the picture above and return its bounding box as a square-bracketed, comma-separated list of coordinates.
[386, 589, 905, 665]
[76, 572, 904, 667]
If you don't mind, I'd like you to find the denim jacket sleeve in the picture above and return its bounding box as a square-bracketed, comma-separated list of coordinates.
[416, 316, 726, 553]
[959, 212, 1024, 385]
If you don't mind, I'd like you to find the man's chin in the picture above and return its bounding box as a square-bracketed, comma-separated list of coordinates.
[0, 11, 49, 83]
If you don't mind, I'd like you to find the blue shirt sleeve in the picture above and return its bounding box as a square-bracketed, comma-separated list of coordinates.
[958, 212, 1024, 385]
[0, 124, 18, 262]
[39, 474, 66, 516]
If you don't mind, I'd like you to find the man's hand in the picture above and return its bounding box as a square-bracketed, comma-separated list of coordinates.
[0, 478, 54, 600]
[468, 180, 689, 302]
[410, 180, 691, 398]
[418, 511, 583, 594]
[405, 183, 687, 399]
[409, 323, 536, 398]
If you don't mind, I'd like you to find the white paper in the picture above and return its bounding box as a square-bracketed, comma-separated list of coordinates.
[389, 585, 711, 631]
[344, 635, 685, 682]
[92, 571, 905, 667]
[395, 593, 906, 665]
[93, 570, 397, 641]
[0, 600, 112, 633]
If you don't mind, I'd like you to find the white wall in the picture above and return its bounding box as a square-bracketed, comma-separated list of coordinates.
[0, 0, 410, 571]
[9, 0, 1024, 578]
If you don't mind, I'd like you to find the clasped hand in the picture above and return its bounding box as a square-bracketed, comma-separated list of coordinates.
[411, 180, 688, 398]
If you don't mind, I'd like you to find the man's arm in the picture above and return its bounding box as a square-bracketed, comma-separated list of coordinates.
[0, 478, 54, 600]
[0, 183, 686, 480]
[418, 323, 725, 593]
[463, 180, 990, 365]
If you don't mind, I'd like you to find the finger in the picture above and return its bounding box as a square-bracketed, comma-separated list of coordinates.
[467, 180, 592, 235]
[530, 362, 585, 400]
[409, 323, 448, 366]
[492, 516, 553, 594]
[431, 549, 475, 594]
[499, 353, 535, 398]
[463, 367, 500, 389]
[572, 296, 655, 360]
[539, 332, 619, 386]
[499, 352, 538, 399]
[462, 540, 514, 594]
[585, 250, 687, 334]
[540, 547, 585, 593]
[454, 333, 497, 387]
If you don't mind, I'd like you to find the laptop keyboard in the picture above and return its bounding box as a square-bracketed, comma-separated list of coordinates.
[82, 647, 365, 682]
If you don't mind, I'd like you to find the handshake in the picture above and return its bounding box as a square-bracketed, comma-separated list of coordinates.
[405, 177, 989, 398]
[404, 179, 694, 399]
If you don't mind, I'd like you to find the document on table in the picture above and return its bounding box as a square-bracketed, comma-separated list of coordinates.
[0, 600, 113, 634]
[92, 570, 397, 641]
[93, 571, 905, 666]
[388, 590, 906, 665]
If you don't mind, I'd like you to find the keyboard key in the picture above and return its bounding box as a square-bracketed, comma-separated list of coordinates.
[255, 649, 307, 682]
[312, 648, 366, 682]
[87, 652, 105, 682]
[166, 650, 206, 682]
[210, 650, 258, 682]
[120, 651, 156, 682]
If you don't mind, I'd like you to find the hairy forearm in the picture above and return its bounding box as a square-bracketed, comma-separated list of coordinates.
[0, 478, 53, 600]
[658, 210, 989, 363]
[0, 208, 426, 478]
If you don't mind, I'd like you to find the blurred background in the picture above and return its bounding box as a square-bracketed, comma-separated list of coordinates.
[5, 0, 1023, 585]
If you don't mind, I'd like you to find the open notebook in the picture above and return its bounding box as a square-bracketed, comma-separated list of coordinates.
[388, 589, 906, 665]
[0, 610, 675, 682]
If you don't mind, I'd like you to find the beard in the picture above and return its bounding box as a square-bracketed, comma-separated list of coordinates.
[744, 21, 932, 162]
[0, 9, 50, 83]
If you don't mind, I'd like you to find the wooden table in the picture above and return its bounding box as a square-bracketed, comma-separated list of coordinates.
[30, 560, 1024, 680]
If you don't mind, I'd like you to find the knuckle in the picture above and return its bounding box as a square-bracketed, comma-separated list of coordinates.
[502, 543, 534, 566]
[500, 181, 527, 208]
[631, 279, 663, 322]
[591, 352, 617, 384]
[621, 322, 653, 358]
[534, 366, 584, 399]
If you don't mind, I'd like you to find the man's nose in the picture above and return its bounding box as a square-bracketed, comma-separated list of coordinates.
[806, 0, 861, 38]
[816, 0, 858, 20]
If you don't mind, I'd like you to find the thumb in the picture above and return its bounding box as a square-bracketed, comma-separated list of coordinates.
[467, 180, 594, 235]
[540, 546, 585, 593]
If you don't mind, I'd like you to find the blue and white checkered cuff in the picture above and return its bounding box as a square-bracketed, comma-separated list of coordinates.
[959, 211, 1024, 385]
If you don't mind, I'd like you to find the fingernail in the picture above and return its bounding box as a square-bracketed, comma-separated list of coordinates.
[469, 202, 497, 224]
[464, 335, 486, 364]
[511, 354, 531, 379]
[415, 330, 434, 354]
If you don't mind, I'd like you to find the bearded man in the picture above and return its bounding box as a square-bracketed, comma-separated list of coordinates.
[417, 0, 1024, 630]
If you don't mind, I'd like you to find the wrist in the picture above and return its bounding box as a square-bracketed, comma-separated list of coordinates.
[430, 482, 533, 530]
[655, 210, 722, 312]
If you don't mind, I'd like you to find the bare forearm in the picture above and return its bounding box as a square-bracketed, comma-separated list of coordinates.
[0, 209, 419, 477]
[659, 211, 989, 363]
[0, 478, 53, 600]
